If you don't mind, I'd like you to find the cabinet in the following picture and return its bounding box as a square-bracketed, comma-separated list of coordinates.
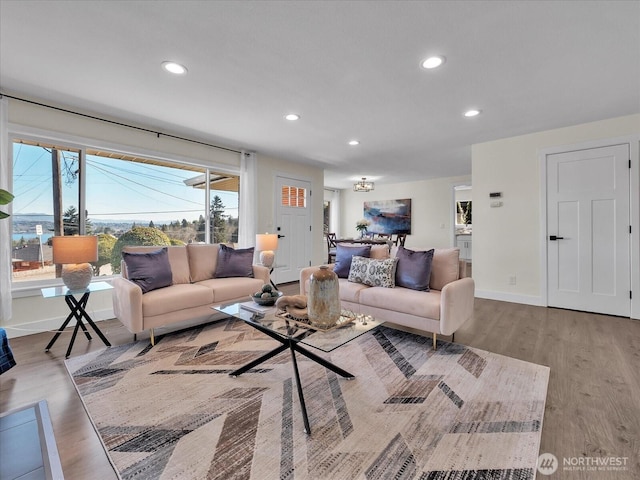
[456, 235, 472, 261]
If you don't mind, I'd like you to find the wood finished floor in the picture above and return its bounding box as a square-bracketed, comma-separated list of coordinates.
[1, 283, 639, 479]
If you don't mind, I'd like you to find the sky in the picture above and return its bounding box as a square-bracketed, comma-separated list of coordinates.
[12, 143, 239, 224]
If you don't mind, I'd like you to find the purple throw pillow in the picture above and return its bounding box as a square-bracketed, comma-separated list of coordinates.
[122, 247, 173, 294]
[334, 244, 371, 278]
[395, 246, 434, 291]
[215, 244, 255, 278]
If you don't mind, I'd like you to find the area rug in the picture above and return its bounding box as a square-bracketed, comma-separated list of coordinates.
[65, 318, 550, 480]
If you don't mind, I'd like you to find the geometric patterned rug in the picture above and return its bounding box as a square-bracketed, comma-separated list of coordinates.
[65, 318, 550, 480]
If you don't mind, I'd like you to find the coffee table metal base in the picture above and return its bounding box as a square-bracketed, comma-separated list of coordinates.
[229, 319, 354, 435]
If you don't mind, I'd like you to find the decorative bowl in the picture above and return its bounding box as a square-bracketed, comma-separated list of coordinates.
[250, 290, 283, 306]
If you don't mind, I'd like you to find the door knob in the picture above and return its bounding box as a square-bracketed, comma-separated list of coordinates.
[278, 234, 286, 238]
[549, 235, 565, 241]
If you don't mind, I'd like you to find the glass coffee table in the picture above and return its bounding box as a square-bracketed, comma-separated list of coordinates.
[214, 302, 384, 434]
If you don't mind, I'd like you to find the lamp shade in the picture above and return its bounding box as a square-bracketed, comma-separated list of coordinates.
[255, 233, 278, 252]
[52, 235, 98, 264]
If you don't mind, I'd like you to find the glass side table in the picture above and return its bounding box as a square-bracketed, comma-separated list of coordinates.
[41, 281, 113, 358]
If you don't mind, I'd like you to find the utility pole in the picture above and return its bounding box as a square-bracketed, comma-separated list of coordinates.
[52, 149, 63, 278]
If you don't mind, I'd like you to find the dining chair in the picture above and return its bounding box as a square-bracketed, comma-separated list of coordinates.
[395, 233, 407, 247]
[326, 233, 338, 263]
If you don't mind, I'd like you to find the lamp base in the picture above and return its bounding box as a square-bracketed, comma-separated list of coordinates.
[259, 250, 275, 269]
[61, 263, 93, 291]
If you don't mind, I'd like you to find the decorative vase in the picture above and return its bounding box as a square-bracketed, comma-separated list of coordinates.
[307, 265, 341, 329]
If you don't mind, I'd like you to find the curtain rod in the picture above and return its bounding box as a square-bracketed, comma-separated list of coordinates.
[0, 93, 243, 155]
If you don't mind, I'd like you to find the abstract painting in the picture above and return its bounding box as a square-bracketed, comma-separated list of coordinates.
[364, 198, 411, 234]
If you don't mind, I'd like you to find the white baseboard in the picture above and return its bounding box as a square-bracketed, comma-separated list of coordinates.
[4, 308, 115, 338]
[475, 290, 544, 307]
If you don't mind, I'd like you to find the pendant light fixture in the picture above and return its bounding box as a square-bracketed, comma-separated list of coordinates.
[353, 177, 374, 192]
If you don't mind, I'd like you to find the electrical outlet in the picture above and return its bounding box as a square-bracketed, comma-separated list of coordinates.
[508, 275, 517, 285]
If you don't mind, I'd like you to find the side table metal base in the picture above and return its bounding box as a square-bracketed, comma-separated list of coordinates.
[45, 291, 111, 358]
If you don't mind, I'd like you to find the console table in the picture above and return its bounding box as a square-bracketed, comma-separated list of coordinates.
[41, 281, 112, 358]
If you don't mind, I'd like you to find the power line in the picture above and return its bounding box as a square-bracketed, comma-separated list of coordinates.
[88, 161, 202, 206]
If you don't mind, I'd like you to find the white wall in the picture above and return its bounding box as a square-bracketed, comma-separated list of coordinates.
[340, 175, 472, 249]
[7, 98, 240, 168]
[3, 101, 324, 337]
[472, 114, 640, 312]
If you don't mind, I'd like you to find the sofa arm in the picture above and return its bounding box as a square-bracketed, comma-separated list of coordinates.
[299, 264, 335, 295]
[112, 277, 144, 334]
[439, 277, 475, 336]
[252, 264, 271, 285]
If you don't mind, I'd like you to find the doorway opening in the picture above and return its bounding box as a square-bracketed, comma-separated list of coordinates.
[453, 184, 472, 274]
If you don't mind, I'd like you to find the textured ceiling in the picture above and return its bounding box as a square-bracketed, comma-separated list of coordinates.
[1, 0, 638, 189]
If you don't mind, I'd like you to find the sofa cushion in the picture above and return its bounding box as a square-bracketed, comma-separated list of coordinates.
[334, 244, 371, 278]
[141, 283, 214, 317]
[197, 277, 265, 303]
[215, 244, 254, 278]
[187, 244, 220, 282]
[348, 256, 398, 288]
[166, 246, 191, 284]
[395, 246, 434, 291]
[370, 244, 390, 259]
[122, 248, 173, 294]
[337, 278, 370, 303]
[359, 286, 441, 320]
[430, 248, 460, 291]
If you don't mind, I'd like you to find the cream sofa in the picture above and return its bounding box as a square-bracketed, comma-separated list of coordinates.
[300, 247, 474, 348]
[112, 244, 270, 344]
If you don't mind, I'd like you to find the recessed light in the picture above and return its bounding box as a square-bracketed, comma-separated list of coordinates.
[162, 61, 188, 75]
[421, 56, 446, 69]
[285, 114, 300, 121]
[464, 109, 481, 117]
[348, 140, 360, 146]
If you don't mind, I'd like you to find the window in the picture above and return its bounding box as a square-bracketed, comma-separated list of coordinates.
[11, 138, 239, 285]
[281, 185, 306, 207]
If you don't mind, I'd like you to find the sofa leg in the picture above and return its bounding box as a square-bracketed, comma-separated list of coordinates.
[451, 332, 455, 343]
[133, 333, 137, 342]
[150, 329, 155, 346]
[432, 332, 437, 350]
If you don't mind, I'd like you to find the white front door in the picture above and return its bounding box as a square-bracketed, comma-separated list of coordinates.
[547, 144, 630, 316]
[274, 175, 312, 284]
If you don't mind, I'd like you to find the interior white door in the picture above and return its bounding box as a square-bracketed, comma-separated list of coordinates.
[274, 175, 312, 284]
[547, 144, 630, 316]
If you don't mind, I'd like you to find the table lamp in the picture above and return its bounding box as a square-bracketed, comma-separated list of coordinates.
[52, 235, 98, 290]
[255, 233, 278, 269]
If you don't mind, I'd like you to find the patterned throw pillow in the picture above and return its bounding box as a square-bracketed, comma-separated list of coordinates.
[348, 256, 399, 288]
